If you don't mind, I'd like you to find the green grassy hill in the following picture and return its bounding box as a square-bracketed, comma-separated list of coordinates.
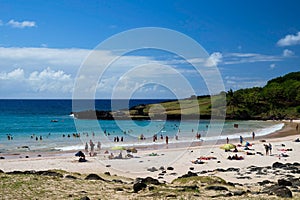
[129, 71, 300, 120]
[74, 71, 300, 120]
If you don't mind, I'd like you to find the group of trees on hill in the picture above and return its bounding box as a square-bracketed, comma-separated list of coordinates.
[226, 72, 300, 119]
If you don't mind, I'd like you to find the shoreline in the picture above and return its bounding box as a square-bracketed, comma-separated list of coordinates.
[0, 121, 299, 184]
[0, 120, 286, 160]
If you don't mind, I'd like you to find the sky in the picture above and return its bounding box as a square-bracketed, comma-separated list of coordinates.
[0, 0, 300, 99]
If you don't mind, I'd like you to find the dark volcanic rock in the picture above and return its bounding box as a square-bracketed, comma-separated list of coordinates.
[206, 185, 229, 191]
[247, 166, 263, 172]
[141, 177, 160, 185]
[6, 170, 56, 176]
[65, 175, 77, 179]
[178, 171, 198, 179]
[278, 179, 293, 186]
[133, 182, 147, 193]
[167, 167, 174, 170]
[166, 194, 177, 198]
[0, 169, 4, 173]
[147, 167, 158, 172]
[258, 180, 274, 186]
[264, 185, 293, 198]
[291, 170, 300, 174]
[37, 171, 63, 178]
[85, 173, 105, 181]
[272, 186, 293, 198]
[289, 178, 300, 186]
[226, 167, 240, 172]
[80, 196, 90, 200]
[0, 156, 5, 159]
[6, 171, 26, 175]
[199, 170, 208, 174]
[112, 179, 124, 184]
[272, 162, 285, 168]
[227, 182, 235, 187]
[293, 162, 300, 166]
[232, 190, 246, 196]
[215, 168, 226, 172]
[104, 172, 111, 176]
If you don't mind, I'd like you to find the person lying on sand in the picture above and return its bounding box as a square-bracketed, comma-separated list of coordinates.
[191, 159, 205, 164]
[227, 154, 244, 160]
[198, 156, 217, 160]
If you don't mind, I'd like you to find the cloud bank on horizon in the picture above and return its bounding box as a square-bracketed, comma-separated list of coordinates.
[0, 0, 300, 99]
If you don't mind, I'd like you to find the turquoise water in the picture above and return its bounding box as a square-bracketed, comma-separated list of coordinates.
[0, 100, 283, 153]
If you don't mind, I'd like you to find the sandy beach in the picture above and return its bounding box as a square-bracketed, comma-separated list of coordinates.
[1, 121, 299, 185]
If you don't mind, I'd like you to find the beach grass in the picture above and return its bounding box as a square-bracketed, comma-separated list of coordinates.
[1, 171, 298, 199]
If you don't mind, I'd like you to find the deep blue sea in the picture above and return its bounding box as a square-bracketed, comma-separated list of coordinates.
[0, 99, 284, 153]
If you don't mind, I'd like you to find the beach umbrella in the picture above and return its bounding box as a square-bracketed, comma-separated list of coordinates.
[220, 143, 236, 150]
[111, 146, 126, 151]
[75, 151, 85, 157]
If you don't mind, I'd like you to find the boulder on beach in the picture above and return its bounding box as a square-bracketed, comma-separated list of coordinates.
[147, 167, 158, 172]
[85, 174, 106, 181]
[264, 185, 293, 198]
[133, 182, 147, 193]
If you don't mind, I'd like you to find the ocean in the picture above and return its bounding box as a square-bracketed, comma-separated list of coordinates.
[0, 99, 284, 153]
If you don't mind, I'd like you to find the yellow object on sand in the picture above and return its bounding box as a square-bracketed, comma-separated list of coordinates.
[220, 143, 236, 150]
[111, 146, 126, 150]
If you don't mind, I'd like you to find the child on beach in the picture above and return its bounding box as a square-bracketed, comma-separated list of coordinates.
[97, 141, 101, 150]
[85, 142, 88, 152]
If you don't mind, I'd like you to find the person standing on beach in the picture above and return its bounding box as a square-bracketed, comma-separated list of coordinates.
[85, 142, 88, 152]
[165, 136, 169, 145]
[264, 144, 269, 155]
[97, 141, 101, 150]
[226, 137, 229, 144]
[269, 143, 272, 155]
[252, 132, 255, 140]
[296, 124, 299, 133]
[239, 136, 243, 144]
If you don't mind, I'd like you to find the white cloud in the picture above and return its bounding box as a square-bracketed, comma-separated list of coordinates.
[0, 47, 90, 73]
[223, 53, 282, 65]
[7, 19, 36, 28]
[270, 63, 276, 69]
[277, 32, 300, 46]
[282, 49, 295, 57]
[0, 47, 201, 98]
[224, 76, 266, 91]
[0, 67, 73, 96]
[0, 68, 25, 80]
[28, 67, 73, 92]
[204, 52, 223, 67]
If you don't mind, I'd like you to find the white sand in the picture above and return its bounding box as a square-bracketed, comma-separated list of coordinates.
[1, 133, 299, 184]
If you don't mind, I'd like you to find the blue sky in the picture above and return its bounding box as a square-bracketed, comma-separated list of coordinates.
[0, 0, 300, 98]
